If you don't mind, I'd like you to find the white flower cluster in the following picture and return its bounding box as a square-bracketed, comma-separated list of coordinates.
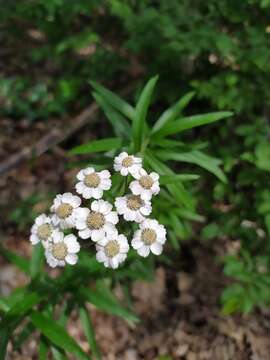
[30, 152, 166, 269]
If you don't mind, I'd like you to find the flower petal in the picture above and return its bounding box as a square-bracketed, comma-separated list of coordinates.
[65, 254, 78, 265]
[91, 188, 103, 199]
[78, 228, 91, 239]
[105, 211, 119, 225]
[137, 245, 150, 257]
[150, 242, 163, 255]
[64, 234, 80, 253]
[91, 229, 105, 242]
[96, 250, 107, 263]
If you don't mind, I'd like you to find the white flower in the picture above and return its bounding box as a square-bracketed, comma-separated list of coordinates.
[75, 167, 111, 199]
[129, 168, 160, 200]
[45, 232, 80, 268]
[75, 200, 119, 241]
[50, 193, 81, 229]
[114, 152, 142, 176]
[30, 214, 55, 247]
[115, 194, 151, 223]
[96, 232, 129, 269]
[131, 219, 166, 257]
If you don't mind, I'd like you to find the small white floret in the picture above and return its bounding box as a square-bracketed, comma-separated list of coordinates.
[50, 193, 81, 230]
[131, 219, 166, 257]
[75, 167, 111, 199]
[96, 232, 129, 269]
[114, 152, 142, 177]
[75, 199, 119, 241]
[30, 214, 55, 247]
[115, 194, 151, 223]
[129, 168, 160, 200]
[45, 231, 80, 268]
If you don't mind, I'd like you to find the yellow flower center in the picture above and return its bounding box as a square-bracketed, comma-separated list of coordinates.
[127, 195, 143, 211]
[139, 175, 154, 189]
[37, 224, 52, 240]
[56, 203, 73, 219]
[87, 211, 105, 230]
[84, 173, 100, 188]
[122, 156, 133, 167]
[142, 228, 156, 245]
[105, 240, 120, 257]
[52, 242, 68, 260]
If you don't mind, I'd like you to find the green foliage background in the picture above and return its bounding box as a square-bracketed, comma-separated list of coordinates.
[1, 0, 270, 357]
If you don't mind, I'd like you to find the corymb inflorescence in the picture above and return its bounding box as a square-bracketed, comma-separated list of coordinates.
[30, 152, 167, 269]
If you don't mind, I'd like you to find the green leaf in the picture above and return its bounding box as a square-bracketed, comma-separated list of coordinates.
[70, 138, 122, 155]
[174, 208, 205, 222]
[80, 284, 139, 324]
[30, 243, 44, 279]
[170, 214, 189, 240]
[14, 322, 35, 351]
[0, 297, 9, 312]
[3, 291, 41, 321]
[93, 94, 130, 137]
[152, 91, 195, 134]
[52, 346, 68, 360]
[0, 328, 9, 360]
[159, 174, 200, 184]
[79, 306, 101, 360]
[93, 92, 131, 139]
[90, 80, 135, 121]
[152, 111, 233, 138]
[31, 312, 90, 360]
[0, 244, 30, 274]
[145, 152, 195, 210]
[133, 75, 158, 151]
[157, 150, 227, 183]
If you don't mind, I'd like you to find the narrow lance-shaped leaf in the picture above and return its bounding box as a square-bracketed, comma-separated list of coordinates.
[79, 306, 101, 360]
[132, 75, 158, 151]
[0, 244, 30, 274]
[92, 92, 131, 139]
[31, 312, 90, 360]
[152, 111, 233, 138]
[79, 285, 139, 324]
[90, 80, 135, 121]
[144, 151, 195, 210]
[0, 328, 9, 360]
[70, 137, 123, 155]
[159, 174, 200, 184]
[30, 243, 44, 279]
[39, 336, 49, 360]
[156, 150, 227, 183]
[152, 91, 195, 134]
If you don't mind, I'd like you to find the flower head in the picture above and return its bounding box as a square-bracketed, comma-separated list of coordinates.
[75, 167, 111, 199]
[129, 168, 160, 200]
[45, 232, 80, 267]
[96, 232, 129, 269]
[114, 152, 142, 177]
[51, 193, 81, 229]
[115, 194, 151, 223]
[75, 200, 118, 241]
[131, 219, 166, 257]
[30, 214, 55, 247]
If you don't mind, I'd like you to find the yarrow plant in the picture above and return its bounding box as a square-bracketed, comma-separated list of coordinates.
[0, 77, 232, 360]
[30, 152, 167, 269]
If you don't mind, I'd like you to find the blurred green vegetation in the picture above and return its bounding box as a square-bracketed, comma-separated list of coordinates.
[1, 0, 270, 327]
